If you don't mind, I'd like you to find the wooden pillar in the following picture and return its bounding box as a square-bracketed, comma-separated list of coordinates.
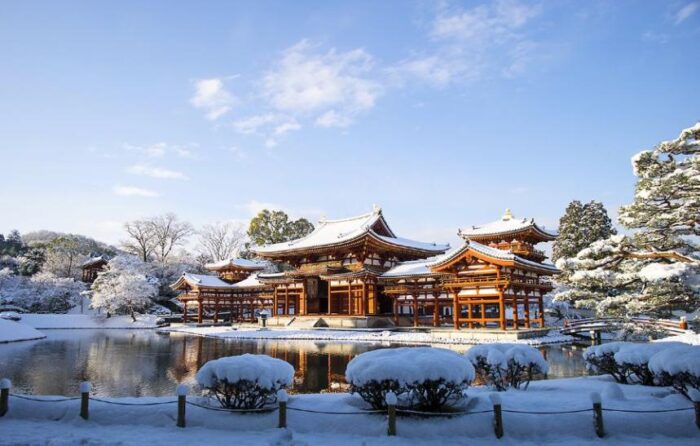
[213, 298, 220, 323]
[452, 291, 460, 330]
[412, 293, 419, 327]
[230, 298, 235, 323]
[182, 301, 188, 323]
[197, 297, 203, 324]
[328, 282, 333, 315]
[512, 296, 519, 330]
[361, 282, 368, 316]
[432, 292, 440, 327]
[538, 293, 545, 327]
[524, 291, 531, 329]
[393, 298, 399, 325]
[284, 285, 289, 316]
[467, 302, 473, 329]
[273, 288, 279, 316]
[348, 280, 353, 316]
[497, 268, 506, 331]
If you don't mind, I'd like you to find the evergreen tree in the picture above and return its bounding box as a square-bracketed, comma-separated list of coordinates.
[552, 200, 616, 262]
[247, 210, 314, 247]
[555, 123, 700, 317]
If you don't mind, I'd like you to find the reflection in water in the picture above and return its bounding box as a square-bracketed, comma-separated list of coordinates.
[0, 330, 589, 397]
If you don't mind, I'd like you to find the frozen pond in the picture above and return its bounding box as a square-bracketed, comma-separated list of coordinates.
[0, 329, 589, 396]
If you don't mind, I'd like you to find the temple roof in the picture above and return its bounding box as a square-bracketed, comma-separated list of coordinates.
[82, 256, 107, 268]
[381, 240, 559, 279]
[205, 258, 267, 271]
[458, 209, 557, 242]
[252, 207, 449, 258]
[171, 272, 267, 290]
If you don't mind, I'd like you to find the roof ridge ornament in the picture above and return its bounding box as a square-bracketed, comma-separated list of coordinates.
[502, 208, 514, 220]
[372, 203, 381, 214]
[319, 213, 326, 224]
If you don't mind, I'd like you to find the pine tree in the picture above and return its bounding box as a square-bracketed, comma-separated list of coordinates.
[552, 200, 585, 262]
[555, 123, 700, 317]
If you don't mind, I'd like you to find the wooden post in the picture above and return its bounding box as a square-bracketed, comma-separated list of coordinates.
[176, 384, 187, 428]
[277, 389, 288, 428]
[512, 297, 519, 330]
[213, 298, 219, 323]
[182, 302, 188, 323]
[80, 381, 91, 420]
[537, 294, 545, 327]
[197, 298, 203, 323]
[386, 392, 397, 436]
[490, 393, 503, 439]
[452, 291, 460, 330]
[0, 379, 10, 417]
[689, 389, 700, 430]
[432, 292, 440, 327]
[393, 298, 399, 325]
[523, 293, 530, 328]
[680, 317, 688, 331]
[591, 392, 604, 438]
[412, 293, 419, 327]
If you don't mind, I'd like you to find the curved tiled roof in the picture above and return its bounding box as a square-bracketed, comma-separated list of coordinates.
[205, 258, 266, 271]
[252, 207, 449, 256]
[459, 209, 557, 241]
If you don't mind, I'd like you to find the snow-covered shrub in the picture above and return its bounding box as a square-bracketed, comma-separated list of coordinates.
[613, 342, 686, 385]
[196, 354, 294, 409]
[583, 342, 631, 383]
[345, 347, 474, 411]
[465, 344, 548, 391]
[648, 345, 700, 398]
[91, 256, 159, 320]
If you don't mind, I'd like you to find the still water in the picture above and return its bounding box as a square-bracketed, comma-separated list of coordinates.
[0, 330, 589, 396]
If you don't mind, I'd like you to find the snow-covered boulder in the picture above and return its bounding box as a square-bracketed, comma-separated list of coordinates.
[345, 347, 474, 411]
[196, 354, 294, 409]
[0, 319, 45, 343]
[465, 344, 548, 390]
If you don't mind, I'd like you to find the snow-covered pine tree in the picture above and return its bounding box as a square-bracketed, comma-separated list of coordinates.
[552, 200, 616, 262]
[552, 200, 585, 262]
[555, 123, 700, 317]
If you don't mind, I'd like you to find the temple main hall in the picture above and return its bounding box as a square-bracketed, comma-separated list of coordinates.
[172, 207, 559, 330]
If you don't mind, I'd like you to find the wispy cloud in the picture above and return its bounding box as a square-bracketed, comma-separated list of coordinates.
[112, 185, 160, 198]
[390, 0, 544, 86]
[262, 40, 383, 127]
[123, 142, 197, 159]
[127, 164, 188, 180]
[190, 78, 236, 120]
[674, 2, 698, 24]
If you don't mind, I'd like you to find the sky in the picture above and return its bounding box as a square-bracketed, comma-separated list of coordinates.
[1, 0, 699, 249]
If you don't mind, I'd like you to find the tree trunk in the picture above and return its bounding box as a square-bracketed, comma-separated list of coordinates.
[130, 309, 137, 322]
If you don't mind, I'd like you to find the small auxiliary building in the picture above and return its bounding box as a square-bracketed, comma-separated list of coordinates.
[171, 258, 271, 323]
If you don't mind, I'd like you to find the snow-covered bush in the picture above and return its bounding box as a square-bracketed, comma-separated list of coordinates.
[583, 342, 631, 383]
[196, 354, 294, 409]
[0, 269, 85, 313]
[465, 344, 548, 391]
[613, 342, 686, 385]
[345, 347, 474, 411]
[648, 345, 700, 398]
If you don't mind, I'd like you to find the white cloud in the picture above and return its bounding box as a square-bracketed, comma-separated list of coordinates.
[674, 2, 698, 24]
[392, 0, 543, 86]
[262, 40, 382, 118]
[232, 113, 278, 134]
[112, 185, 160, 198]
[314, 110, 353, 128]
[190, 78, 236, 120]
[123, 142, 197, 159]
[127, 164, 188, 180]
[274, 119, 301, 135]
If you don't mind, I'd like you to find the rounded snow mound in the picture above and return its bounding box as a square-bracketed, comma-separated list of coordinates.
[648, 344, 700, 376]
[345, 347, 475, 386]
[196, 354, 295, 390]
[0, 319, 45, 343]
[465, 343, 549, 374]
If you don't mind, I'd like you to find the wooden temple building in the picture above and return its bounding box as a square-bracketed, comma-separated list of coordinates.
[171, 258, 271, 323]
[81, 256, 108, 283]
[172, 207, 559, 330]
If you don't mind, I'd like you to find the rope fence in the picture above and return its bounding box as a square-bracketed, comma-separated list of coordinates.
[0, 379, 698, 438]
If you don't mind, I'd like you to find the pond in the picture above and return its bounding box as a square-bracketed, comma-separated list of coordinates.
[0, 330, 590, 396]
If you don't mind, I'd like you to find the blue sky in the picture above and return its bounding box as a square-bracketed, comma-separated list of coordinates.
[1, 0, 698, 248]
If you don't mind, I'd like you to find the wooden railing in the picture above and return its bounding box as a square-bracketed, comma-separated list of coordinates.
[561, 317, 691, 336]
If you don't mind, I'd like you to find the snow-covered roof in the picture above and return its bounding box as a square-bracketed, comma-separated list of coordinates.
[253, 207, 449, 256]
[459, 209, 557, 241]
[174, 273, 236, 289]
[82, 256, 107, 268]
[205, 258, 266, 271]
[381, 240, 559, 278]
[230, 274, 266, 289]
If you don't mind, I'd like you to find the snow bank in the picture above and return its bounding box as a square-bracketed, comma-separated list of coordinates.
[1, 377, 698, 445]
[196, 354, 294, 390]
[18, 314, 162, 329]
[0, 319, 45, 343]
[346, 347, 474, 386]
[657, 332, 700, 345]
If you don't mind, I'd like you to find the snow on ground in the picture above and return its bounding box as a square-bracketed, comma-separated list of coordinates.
[19, 314, 162, 329]
[656, 332, 700, 345]
[0, 318, 45, 343]
[1, 376, 697, 445]
[161, 326, 573, 346]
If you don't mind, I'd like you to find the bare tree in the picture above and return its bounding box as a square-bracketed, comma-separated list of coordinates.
[122, 219, 157, 262]
[151, 213, 194, 264]
[198, 222, 246, 261]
